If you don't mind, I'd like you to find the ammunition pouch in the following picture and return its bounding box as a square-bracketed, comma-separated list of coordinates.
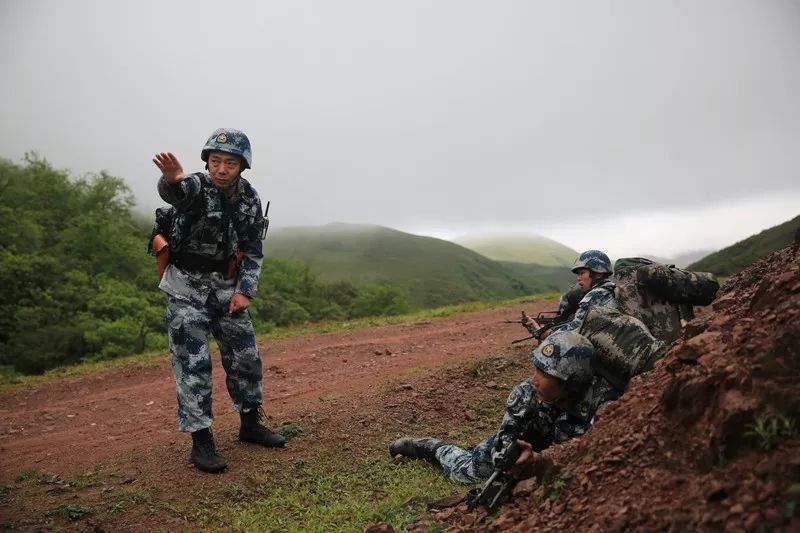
[173, 250, 230, 274]
[152, 234, 171, 280]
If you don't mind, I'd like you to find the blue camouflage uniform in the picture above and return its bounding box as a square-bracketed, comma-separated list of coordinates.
[435, 375, 618, 484]
[158, 171, 266, 433]
[553, 278, 619, 333]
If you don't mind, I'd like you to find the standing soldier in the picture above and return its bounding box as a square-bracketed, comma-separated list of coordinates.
[152, 128, 284, 474]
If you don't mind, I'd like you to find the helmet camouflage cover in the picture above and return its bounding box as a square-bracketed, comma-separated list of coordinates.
[531, 330, 595, 384]
[201, 128, 252, 169]
[571, 250, 612, 274]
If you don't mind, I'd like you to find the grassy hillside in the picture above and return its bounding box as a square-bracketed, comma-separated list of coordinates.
[688, 214, 800, 275]
[497, 261, 574, 293]
[264, 224, 563, 308]
[453, 233, 578, 267]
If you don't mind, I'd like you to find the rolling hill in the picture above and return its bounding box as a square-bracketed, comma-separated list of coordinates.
[688, 214, 800, 275]
[264, 223, 570, 308]
[452, 233, 579, 267]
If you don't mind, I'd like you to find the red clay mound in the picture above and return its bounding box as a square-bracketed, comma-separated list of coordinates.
[432, 244, 800, 532]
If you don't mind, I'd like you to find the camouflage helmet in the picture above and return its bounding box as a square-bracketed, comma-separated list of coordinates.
[571, 250, 612, 275]
[531, 330, 595, 384]
[201, 128, 252, 169]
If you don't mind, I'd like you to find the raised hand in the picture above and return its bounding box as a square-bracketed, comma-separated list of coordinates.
[153, 152, 185, 184]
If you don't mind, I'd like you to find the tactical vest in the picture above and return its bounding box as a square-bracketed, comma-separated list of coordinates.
[148, 173, 263, 274]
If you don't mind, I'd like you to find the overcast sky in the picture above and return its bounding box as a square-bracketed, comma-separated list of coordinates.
[2, 0, 799, 258]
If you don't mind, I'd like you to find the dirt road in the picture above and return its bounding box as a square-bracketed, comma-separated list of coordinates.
[0, 300, 551, 483]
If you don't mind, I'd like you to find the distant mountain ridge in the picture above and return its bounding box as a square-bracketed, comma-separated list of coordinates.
[452, 233, 579, 267]
[688, 214, 800, 276]
[264, 223, 572, 309]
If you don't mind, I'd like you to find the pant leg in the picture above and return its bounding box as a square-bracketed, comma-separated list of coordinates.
[435, 435, 497, 484]
[209, 296, 263, 413]
[165, 296, 214, 432]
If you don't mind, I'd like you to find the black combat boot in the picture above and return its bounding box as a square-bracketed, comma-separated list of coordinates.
[239, 408, 286, 448]
[190, 428, 227, 473]
[389, 437, 446, 464]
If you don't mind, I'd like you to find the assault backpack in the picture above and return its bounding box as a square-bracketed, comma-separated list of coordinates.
[613, 257, 719, 343]
[580, 306, 668, 393]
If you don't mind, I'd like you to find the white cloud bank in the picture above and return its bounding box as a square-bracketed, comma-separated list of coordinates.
[414, 191, 800, 260]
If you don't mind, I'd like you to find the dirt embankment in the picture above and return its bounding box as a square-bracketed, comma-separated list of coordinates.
[432, 244, 800, 531]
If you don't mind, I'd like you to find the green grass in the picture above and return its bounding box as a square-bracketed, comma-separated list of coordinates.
[218, 456, 459, 532]
[454, 233, 578, 267]
[103, 488, 153, 514]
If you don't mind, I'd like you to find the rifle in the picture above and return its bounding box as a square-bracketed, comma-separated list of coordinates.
[467, 439, 525, 512]
[503, 310, 560, 344]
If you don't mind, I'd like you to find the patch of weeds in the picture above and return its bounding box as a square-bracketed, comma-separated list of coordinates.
[14, 470, 49, 485]
[465, 358, 485, 378]
[0, 486, 11, 504]
[107, 500, 126, 514]
[426, 523, 445, 533]
[276, 422, 304, 440]
[104, 488, 152, 514]
[221, 457, 458, 532]
[466, 398, 502, 421]
[745, 414, 798, 451]
[69, 470, 101, 489]
[785, 484, 800, 522]
[544, 470, 572, 501]
[221, 483, 253, 504]
[45, 503, 93, 520]
[464, 356, 516, 380]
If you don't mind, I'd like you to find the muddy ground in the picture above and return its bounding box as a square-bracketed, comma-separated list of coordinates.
[2, 245, 799, 532]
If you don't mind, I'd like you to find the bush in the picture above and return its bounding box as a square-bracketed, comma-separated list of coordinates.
[350, 284, 412, 317]
[8, 325, 85, 375]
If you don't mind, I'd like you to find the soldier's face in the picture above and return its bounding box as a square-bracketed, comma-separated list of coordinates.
[532, 367, 567, 403]
[575, 268, 592, 292]
[207, 152, 242, 189]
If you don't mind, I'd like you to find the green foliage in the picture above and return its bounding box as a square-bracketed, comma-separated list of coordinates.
[546, 470, 572, 500]
[787, 484, 800, 521]
[745, 414, 798, 451]
[688, 214, 800, 276]
[15, 470, 48, 484]
[0, 157, 430, 375]
[350, 284, 412, 317]
[44, 503, 93, 520]
[251, 259, 413, 326]
[275, 422, 304, 439]
[0, 156, 155, 374]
